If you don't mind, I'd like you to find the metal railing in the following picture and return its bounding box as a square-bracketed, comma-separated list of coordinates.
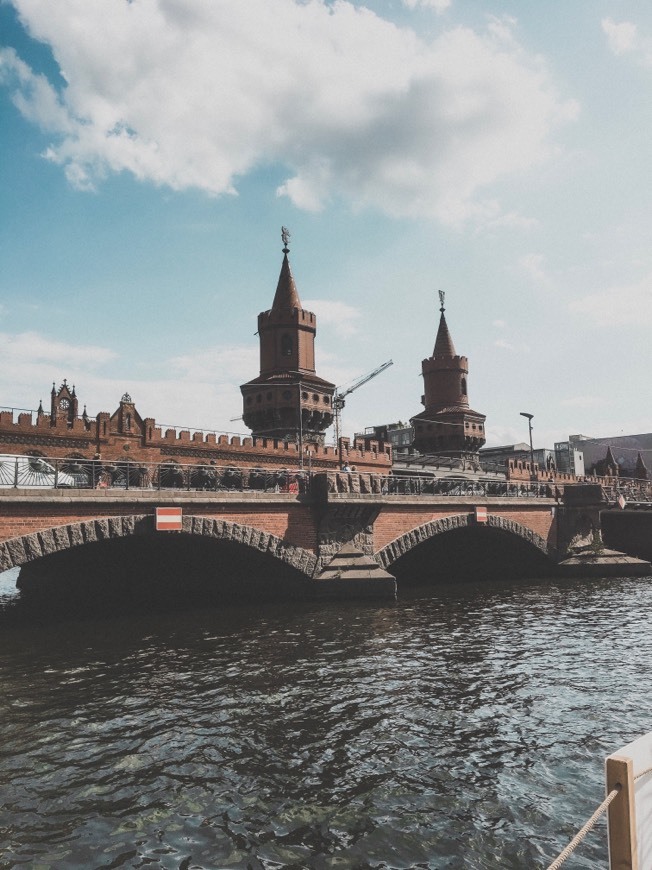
[331, 472, 556, 499]
[4, 453, 647, 503]
[0, 455, 311, 494]
[603, 480, 652, 506]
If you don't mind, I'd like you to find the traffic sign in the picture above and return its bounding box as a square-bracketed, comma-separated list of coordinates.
[156, 506, 183, 531]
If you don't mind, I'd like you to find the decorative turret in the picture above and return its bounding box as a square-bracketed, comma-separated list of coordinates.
[240, 229, 335, 445]
[635, 452, 649, 480]
[410, 291, 486, 462]
[50, 378, 78, 426]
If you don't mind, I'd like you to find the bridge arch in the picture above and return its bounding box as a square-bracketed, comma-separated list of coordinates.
[0, 514, 318, 578]
[376, 512, 552, 570]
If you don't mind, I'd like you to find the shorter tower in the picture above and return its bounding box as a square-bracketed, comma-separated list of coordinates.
[240, 230, 335, 445]
[410, 292, 486, 462]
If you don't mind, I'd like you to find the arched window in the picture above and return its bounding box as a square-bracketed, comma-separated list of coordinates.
[281, 334, 293, 356]
[461, 377, 467, 396]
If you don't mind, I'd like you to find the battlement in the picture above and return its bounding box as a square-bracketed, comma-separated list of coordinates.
[422, 355, 468, 370]
[259, 309, 316, 327]
[0, 406, 391, 472]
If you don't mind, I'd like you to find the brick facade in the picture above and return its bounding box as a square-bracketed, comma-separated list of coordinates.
[0, 392, 392, 475]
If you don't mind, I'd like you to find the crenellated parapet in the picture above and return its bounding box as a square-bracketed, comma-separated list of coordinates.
[0, 403, 391, 472]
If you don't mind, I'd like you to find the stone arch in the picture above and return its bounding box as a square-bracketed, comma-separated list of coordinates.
[0, 514, 317, 578]
[375, 513, 551, 569]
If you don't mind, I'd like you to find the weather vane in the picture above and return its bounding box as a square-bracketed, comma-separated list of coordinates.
[438, 289, 445, 313]
[281, 226, 291, 252]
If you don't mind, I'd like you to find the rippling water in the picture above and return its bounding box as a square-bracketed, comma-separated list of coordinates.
[2, 568, 652, 869]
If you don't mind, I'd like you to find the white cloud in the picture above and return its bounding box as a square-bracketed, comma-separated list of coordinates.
[303, 299, 362, 338]
[0, 331, 116, 367]
[403, 0, 451, 14]
[518, 252, 549, 283]
[493, 336, 529, 353]
[492, 319, 506, 328]
[170, 345, 257, 384]
[602, 18, 639, 56]
[0, 332, 257, 433]
[602, 18, 652, 66]
[1, 1, 577, 226]
[569, 274, 652, 326]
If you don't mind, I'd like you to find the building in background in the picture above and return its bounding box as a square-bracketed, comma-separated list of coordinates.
[479, 443, 556, 473]
[555, 434, 652, 478]
[357, 422, 414, 456]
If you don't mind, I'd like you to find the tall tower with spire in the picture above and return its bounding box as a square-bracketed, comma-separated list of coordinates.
[410, 292, 486, 462]
[240, 229, 335, 445]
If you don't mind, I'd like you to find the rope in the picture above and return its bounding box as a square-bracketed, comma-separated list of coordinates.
[545, 785, 621, 870]
[635, 763, 652, 782]
[546, 762, 652, 869]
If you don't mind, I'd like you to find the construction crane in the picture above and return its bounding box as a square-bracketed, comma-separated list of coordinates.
[333, 360, 393, 445]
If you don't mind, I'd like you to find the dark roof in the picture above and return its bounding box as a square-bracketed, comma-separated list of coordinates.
[433, 312, 456, 357]
[271, 253, 302, 312]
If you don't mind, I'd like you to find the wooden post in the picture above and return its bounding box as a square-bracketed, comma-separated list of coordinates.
[606, 754, 638, 869]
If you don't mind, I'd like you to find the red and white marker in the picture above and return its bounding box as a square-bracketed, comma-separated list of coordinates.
[156, 506, 183, 531]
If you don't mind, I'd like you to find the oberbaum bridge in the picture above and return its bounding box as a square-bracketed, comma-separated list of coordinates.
[1, 231, 651, 601]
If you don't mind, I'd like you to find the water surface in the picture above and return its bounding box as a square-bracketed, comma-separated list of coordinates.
[1, 568, 651, 869]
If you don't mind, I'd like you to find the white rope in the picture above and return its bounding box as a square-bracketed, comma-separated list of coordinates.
[545, 762, 652, 869]
[635, 763, 652, 782]
[545, 785, 621, 870]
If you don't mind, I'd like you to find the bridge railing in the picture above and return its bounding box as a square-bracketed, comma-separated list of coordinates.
[602, 480, 652, 506]
[326, 472, 557, 498]
[0, 454, 567, 498]
[0, 455, 311, 494]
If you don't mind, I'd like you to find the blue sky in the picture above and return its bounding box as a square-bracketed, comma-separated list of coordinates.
[1, 0, 651, 450]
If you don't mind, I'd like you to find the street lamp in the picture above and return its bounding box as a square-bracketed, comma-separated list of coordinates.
[520, 412, 535, 478]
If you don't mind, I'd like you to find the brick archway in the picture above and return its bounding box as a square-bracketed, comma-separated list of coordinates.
[375, 513, 551, 569]
[0, 514, 318, 578]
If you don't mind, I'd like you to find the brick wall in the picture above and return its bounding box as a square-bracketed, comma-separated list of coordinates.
[0, 501, 318, 553]
[0, 411, 391, 474]
[373, 503, 555, 551]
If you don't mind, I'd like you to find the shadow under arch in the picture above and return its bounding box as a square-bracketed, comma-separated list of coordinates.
[376, 513, 555, 582]
[0, 514, 318, 579]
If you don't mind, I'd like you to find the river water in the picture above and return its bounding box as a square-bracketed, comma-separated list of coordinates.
[1, 567, 652, 869]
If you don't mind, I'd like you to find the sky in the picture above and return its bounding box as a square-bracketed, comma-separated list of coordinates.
[1, 0, 651, 451]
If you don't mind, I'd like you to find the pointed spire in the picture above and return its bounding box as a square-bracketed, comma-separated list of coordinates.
[271, 226, 302, 312]
[433, 302, 456, 357]
[604, 446, 617, 475]
[636, 452, 648, 480]
[51, 382, 56, 396]
[37, 399, 43, 415]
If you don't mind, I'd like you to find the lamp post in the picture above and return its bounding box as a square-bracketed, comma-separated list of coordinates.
[520, 412, 535, 479]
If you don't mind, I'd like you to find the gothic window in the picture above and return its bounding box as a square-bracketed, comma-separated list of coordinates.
[126, 413, 132, 431]
[461, 377, 467, 396]
[281, 334, 293, 356]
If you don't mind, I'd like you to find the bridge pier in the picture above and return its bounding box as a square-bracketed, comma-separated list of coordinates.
[557, 484, 651, 576]
[313, 542, 397, 600]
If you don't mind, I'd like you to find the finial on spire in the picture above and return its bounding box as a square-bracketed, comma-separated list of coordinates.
[281, 226, 291, 254]
[438, 290, 446, 313]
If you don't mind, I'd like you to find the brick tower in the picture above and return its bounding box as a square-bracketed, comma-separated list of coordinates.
[240, 229, 335, 445]
[410, 292, 486, 462]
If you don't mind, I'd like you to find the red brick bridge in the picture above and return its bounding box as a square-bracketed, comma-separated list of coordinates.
[0, 471, 567, 598]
